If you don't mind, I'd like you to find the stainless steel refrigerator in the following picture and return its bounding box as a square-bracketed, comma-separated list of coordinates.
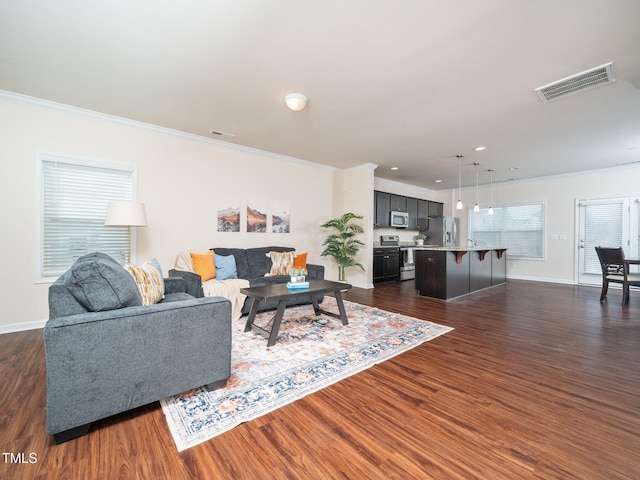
[428, 216, 459, 247]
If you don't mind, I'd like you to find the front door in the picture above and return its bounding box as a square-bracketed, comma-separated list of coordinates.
[577, 196, 640, 285]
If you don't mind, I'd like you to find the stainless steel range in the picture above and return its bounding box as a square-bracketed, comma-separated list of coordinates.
[379, 235, 415, 281]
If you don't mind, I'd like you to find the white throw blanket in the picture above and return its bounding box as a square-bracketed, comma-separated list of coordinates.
[174, 251, 249, 321]
[202, 278, 249, 321]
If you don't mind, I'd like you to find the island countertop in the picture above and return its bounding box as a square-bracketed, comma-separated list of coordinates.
[414, 246, 508, 252]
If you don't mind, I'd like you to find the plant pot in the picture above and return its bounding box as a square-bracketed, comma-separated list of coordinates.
[415, 239, 424, 246]
[290, 275, 306, 283]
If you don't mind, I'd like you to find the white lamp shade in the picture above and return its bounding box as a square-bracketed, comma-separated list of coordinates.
[104, 201, 147, 226]
[284, 93, 308, 111]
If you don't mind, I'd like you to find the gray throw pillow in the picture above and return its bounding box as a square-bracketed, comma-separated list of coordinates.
[64, 252, 143, 311]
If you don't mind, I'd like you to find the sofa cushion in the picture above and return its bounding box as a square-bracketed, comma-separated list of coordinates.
[125, 260, 165, 306]
[63, 252, 142, 312]
[191, 251, 216, 281]
[214, 253, 238, 280]
[159, 292, 194, 303]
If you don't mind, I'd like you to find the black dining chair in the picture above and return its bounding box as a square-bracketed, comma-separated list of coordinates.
[595, 246, 640, 306]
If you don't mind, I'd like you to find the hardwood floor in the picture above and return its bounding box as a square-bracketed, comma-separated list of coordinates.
[1, 280, 639, 479]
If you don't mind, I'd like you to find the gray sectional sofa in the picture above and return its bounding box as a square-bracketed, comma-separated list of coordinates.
[44, 252, 232, 443]
[169, 246, 325, 314]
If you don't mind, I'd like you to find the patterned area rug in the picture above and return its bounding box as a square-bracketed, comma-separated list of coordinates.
[161, 299, 453, 451]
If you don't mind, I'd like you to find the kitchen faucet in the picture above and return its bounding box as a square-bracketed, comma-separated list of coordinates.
[467, 238, 478, 247]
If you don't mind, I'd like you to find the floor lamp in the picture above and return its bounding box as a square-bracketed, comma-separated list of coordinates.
[104, 201, 148, 264]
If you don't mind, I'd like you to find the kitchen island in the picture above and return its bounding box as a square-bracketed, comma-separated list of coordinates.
[415, 246, 507, 300]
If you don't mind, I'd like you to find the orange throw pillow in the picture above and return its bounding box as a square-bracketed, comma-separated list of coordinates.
[190, 251, 216, 281]
[293, 252, 308, 270]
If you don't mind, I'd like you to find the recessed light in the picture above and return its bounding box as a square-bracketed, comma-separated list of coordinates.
[434, 179, 443, 183]
[474, 146, 486, 151]
[390, 166, 399, 171]
[509, 167, 520, 171]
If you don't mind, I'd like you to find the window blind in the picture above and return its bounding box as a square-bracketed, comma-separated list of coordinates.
[39, 157, 135, 278]
[469, 202, 545, 259]
[582, 202, 624, 275]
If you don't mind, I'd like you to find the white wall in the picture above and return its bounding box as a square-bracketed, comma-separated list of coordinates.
[341, 164, 377, 287]
[434, 167, 640, 283]
[0, 93, 340, 331]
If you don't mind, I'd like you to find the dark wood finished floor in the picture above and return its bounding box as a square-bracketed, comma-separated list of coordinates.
[1, 280, 639, 479]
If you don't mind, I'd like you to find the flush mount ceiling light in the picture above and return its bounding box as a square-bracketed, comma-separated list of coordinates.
[284, 93, 308, 111]
[390, 166, 399, 171]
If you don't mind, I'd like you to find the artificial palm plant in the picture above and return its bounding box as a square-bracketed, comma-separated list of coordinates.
[320, 212, 365, 282]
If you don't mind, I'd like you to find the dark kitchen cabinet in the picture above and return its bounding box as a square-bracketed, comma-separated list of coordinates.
[415, 249, 469, 299]
[407, 197, 418, 229]
[389, 194, 407, 212]
[373, 247, 400, 283]
[374, 190, 443, 230]
[374, 191, 390, 228]
[417, 200, 429, 230]
[492, 249, 507, 285]
[428, 201, 444, 218]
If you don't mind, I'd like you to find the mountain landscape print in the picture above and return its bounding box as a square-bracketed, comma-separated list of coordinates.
[246, 201, 267, 233]
[217, 203, 240, 232]
[272, 201, 290, 233]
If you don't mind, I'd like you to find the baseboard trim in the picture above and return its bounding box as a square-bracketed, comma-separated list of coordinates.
[0, 319, 46, 335]
[506, 274, 576, 285]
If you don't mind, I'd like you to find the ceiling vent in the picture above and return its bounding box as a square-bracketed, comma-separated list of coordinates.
[535, 62, 615, 103]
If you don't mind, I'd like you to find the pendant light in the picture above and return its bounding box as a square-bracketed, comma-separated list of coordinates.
[455, 154, 464, 210]
[488, 169, 494, 215]
[473, 162, 480, 212]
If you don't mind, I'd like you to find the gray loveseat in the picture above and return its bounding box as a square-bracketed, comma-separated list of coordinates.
[169, 246, 325, 314]
[44, 252, 232, 443]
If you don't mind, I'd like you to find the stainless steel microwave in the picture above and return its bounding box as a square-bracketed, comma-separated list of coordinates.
[390, 211, 409, 228]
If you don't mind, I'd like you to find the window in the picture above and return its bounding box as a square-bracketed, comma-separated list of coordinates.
[36, 153, 136, 281]
[468, 201, 545, 259]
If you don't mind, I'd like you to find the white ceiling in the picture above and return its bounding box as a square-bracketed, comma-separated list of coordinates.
[2, 0, 640, 190]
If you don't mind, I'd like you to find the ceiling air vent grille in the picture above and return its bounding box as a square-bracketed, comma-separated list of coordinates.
[535, 62, 615, 103]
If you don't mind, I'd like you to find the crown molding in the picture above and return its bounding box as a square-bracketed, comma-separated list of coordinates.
[0, 89, 338, 173]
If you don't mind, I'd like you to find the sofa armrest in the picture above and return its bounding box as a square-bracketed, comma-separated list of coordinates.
[169, 269, 203, 298]
[163, 277, 186, 294]
[44, 295, 232, 436]
[306, 263, 324, 280]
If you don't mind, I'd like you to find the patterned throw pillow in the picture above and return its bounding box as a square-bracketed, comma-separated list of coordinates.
[268, 251, 295, 276]
[125, 260, 165, 306]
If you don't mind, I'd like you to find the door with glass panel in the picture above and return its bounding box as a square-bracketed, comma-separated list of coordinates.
[577, 197, 640, 285]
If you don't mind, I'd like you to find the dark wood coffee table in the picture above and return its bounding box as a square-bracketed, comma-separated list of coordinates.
[241, 280, 352, 347]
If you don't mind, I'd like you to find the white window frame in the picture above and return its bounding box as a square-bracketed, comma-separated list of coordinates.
[468, 201, 546, 260]
[35, 152, 137, 283]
